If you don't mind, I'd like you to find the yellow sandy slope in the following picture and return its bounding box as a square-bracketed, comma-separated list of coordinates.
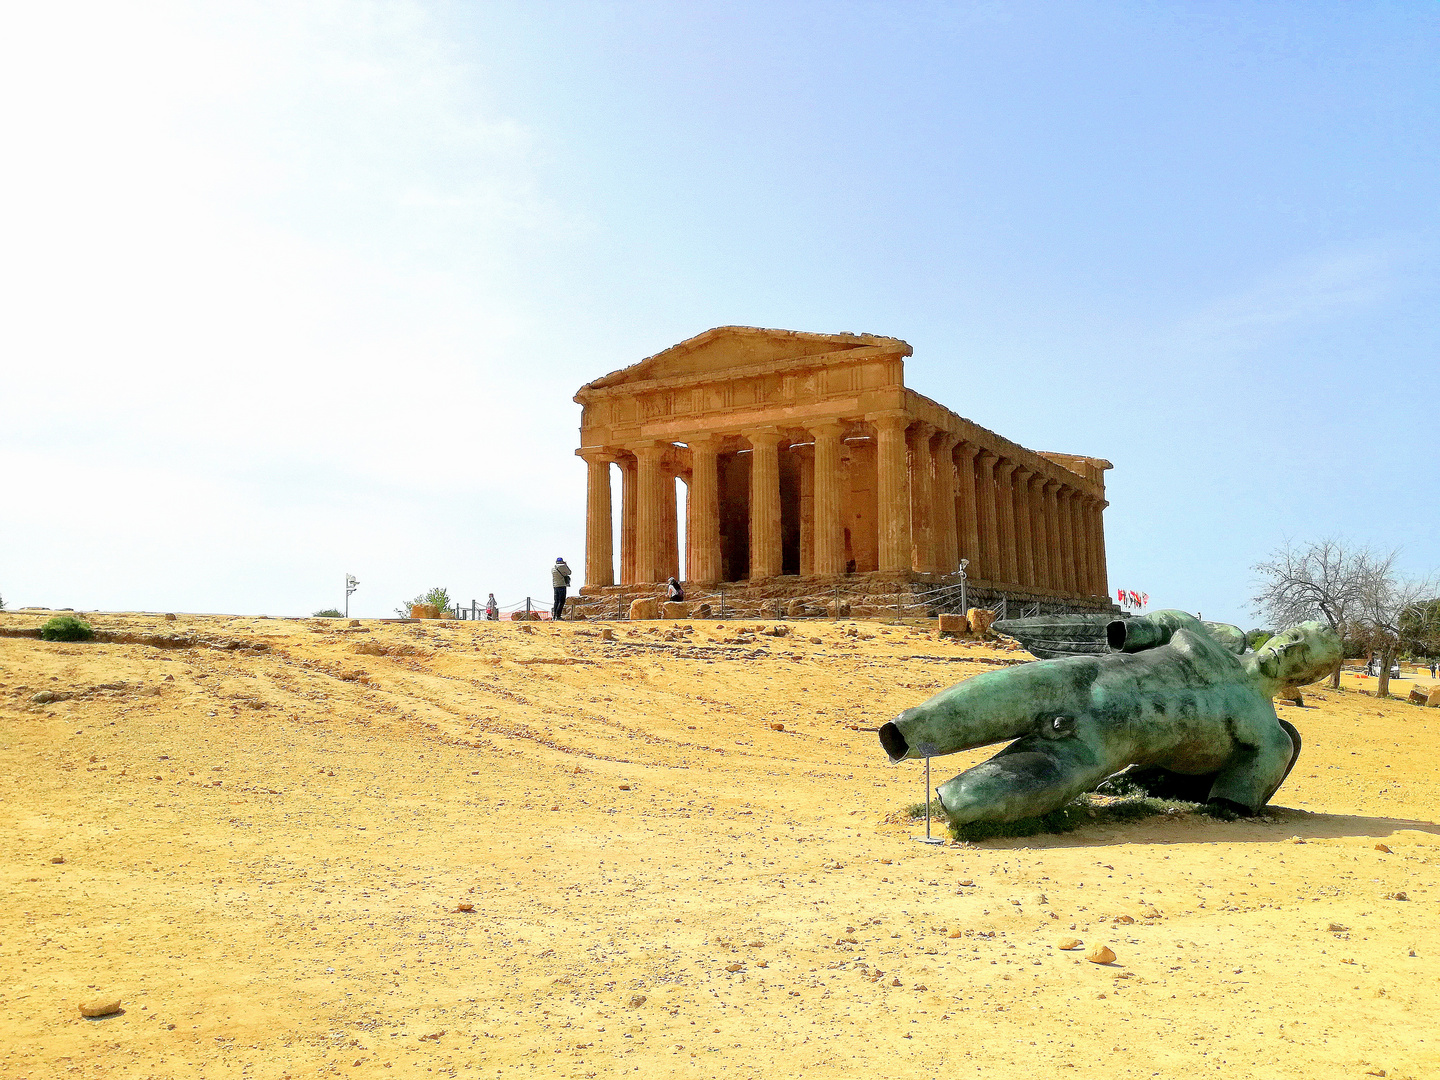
[1, 612, 1437, 1079]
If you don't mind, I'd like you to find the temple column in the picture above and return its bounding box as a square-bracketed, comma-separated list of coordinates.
[1078, 496, 1099, 597]
[797, 444, 815, 577]
[1072, 491, 1093, 596]
[933, 432, 959, 575]
[811, 422, 846, 575]
[955, 442, 981, 574]
[1093, 499, 1111, 598]
[995, 459, 1019, 584]
[872, 413, 913, 573]
[619, 455, 637, 585]
[580, 450, 614, 588]
[747, 429, 783, 580]
[1028, 473, 1051, 591]
[688, 437, 720, 582]
[1042, 480, 1063, 594]
[909, 422, 936, 573]
[975, 451, 1000, 582]
[1012, 466, 1034, 588]
[1057, 487, 1079, 595]
[633, 444, 666, 584]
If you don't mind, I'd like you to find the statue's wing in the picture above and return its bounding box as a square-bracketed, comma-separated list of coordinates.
[991, 614, 1114, 659]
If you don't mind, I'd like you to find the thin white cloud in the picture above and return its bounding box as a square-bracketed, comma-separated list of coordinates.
[1172, 245, 1400, 354]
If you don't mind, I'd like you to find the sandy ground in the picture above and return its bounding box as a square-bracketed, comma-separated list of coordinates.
[2, 611, 1437, 1080]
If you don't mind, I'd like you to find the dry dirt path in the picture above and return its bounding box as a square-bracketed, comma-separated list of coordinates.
[2, 612, 1437, 1079]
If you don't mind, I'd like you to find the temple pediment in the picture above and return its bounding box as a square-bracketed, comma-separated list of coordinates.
[579, 326, 910, 394]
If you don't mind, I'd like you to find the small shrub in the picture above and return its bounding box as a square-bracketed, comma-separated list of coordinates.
[41, 615, 95, 642]
[313, 608, 344, 618]
[396, 587, 452, 618]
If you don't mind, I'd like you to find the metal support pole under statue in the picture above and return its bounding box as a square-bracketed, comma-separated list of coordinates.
[918, 756, 943, 845]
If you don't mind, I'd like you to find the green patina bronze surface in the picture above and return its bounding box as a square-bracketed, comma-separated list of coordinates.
[878, 610, 1342, 825]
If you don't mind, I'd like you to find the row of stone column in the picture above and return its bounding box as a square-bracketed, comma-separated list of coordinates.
[920, 432, 1109, 598]
[580, 415, 1108, 596]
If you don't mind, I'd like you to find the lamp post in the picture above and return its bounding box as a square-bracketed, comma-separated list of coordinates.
[344, 573, 359, 618]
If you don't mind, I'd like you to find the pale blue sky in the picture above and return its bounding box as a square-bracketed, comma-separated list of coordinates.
[2, 2, 1436, 624]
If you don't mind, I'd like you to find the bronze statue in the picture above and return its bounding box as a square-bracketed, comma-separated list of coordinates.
[878, 611, 1341, 825]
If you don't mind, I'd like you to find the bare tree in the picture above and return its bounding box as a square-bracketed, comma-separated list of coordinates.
[1251, 538, 1371, 689]
[1353, 553, 1438, 699]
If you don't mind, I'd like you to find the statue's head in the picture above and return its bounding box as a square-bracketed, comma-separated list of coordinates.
[1250, 621, 1342, 688]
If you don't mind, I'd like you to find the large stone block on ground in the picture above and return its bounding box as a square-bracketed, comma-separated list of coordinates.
[661, 601, 691, 619]
[1409, 686, 1430, 705]
[827, 600, 851, 618]
[509, 609, 540, 621]
[938, 613, 968, 636]
[1426, 685, 1440, 707]
[967, 608, 994, 637]
[629, 597, 660, 621]
[410, 604, 440, 619]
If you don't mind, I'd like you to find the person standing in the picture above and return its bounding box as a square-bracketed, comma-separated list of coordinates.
[485, 593, 499, 621]
[551, 557, 572, 620]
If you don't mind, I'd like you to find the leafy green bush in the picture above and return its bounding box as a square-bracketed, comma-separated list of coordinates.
[396, 587, 452, 618]
[41, 615, 94, 642]
[1246, 629, 1273, 651]
[313, 608, 344, 618]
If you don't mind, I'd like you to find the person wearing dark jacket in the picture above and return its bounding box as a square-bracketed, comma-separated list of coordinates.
[551, 558, 572, 619]
[666, 577, 685, 603]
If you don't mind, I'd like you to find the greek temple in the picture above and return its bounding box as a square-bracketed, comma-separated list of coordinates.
[572, 327, 1113, 614]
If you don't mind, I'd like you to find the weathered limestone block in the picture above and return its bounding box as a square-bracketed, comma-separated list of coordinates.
[694, 603, 712, 618]
[1429, 686, 1440, 707]
[510, 610, 540, 621]
[410, 604, 440, 619]
[629, 597, 660, 621]
[827, 600, 851, 619]
[661, 601, 691, 619]
[1408, 686, 1430, 705]
[1278, 687, 1304, 707]
[785, 598, 810, 618]
[967, 608, 994, 638]
[937, 613, 968, 636]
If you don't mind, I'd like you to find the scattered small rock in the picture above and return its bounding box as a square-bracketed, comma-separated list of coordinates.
[1086, 946, 1116, 965]
[809, 637, 821, 645]
[164, 613, 177, 622]
[454, 903, 474, 913]
[1326, 923, 1349, 933]
[1384, 891, 1409, 901]
[618, 784, 631, 791]
[1374, 843, 1392, 853]
[50, 856, 65, 865]
[600, 628, 614, 640]
[78, 997, 121, 1018]
[31, 691, 61, 704]
[769, 722, 785, 732]
[627, 994, 646, 1008]
[890, 977, 901, 986]
[1058, 938, 1083, 950]
[1112, 914, 1135, 925]
[725, 963, 743, 973]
